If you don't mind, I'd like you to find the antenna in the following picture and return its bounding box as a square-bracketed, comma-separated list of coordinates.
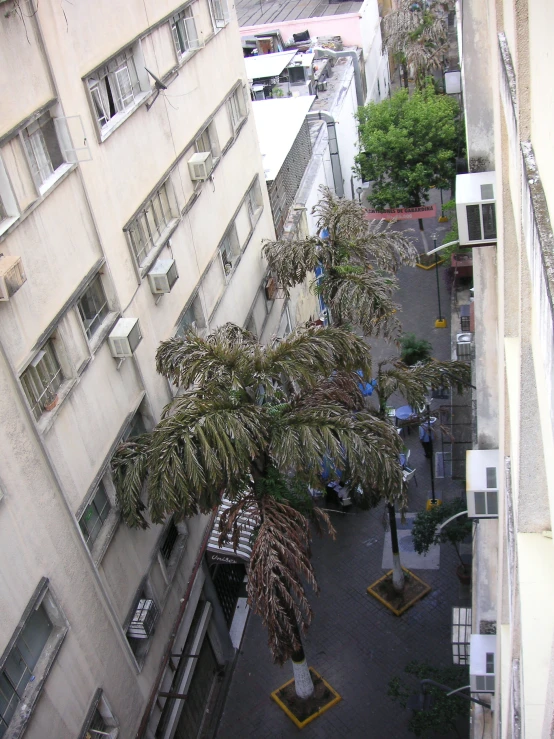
[145, 67, 167, 90]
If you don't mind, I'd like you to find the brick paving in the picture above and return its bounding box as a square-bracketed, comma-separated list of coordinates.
[216, 194, 472, 738]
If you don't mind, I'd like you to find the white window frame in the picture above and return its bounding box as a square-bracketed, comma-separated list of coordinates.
[0, 154, 20, 236]
[246, 178, 263, 228]
[0, 579, 68, 739]
[126, 180, 177, 271]
[77, 471, 120, 566]
[219, 223, 240, 279]
[77, 275, 111, 343]
[170, 6, 201, 61]
[21, 339, 65, 421]
[78, 481, 112, 551]
[227, 85, 247, 131]
[195, 122, 220, 160]
[87, 46, 148, 138]
[80, 689, 119, 739]
[208, 0, 229, 30]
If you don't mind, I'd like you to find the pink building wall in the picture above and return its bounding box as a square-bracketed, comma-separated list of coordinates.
[240, 14, 364, 48]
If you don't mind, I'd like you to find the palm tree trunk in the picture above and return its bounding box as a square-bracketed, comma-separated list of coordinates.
[291, 642, 315, 699]
[388, 503, 405, 593]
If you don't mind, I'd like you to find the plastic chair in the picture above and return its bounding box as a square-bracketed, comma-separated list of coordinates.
[402, 467, 418, 487]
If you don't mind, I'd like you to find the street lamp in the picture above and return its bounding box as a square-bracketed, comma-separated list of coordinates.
[423, 395, 441, 510]
[432, 233, 447, 329]
[356, 186, 363, 204]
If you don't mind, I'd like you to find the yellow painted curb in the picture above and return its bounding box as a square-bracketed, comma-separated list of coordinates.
[438, 216, 449, 223]
[416, 258, 446, 271]
[270, 668, 341, 729]
[426, 499, 443, 511]
[367, 568, 431, 616]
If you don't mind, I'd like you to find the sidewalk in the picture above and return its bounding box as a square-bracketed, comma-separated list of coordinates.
[215, 220, 471, 738]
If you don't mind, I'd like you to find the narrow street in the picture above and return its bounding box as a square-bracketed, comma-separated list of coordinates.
[215, 195, 472, 738]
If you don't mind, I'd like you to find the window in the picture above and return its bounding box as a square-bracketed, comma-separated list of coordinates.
[78, 276, 109, 341]
[79, 482, 112, 551]
[195, 123, 219, 159]
[21, 340, 64, 421]
[170, 7, 200, 60]
[124, 410, 147, 440]
[21, 112, 65, 190]
[177, 294, 207, 335]
[88, 48, 143, 130]
[227, 87, 246, 130]
[0, 196, 7, 222]
[80, 689, 119, 739]
[0, 581, 67, 739]
[208, 0, 228, 28]
[127, 181, 175, 267]
[219, 224, 240, 277]
[0, 606, 52, 737]
[160, 520, 179, 562]
[246, 179, 263, 227]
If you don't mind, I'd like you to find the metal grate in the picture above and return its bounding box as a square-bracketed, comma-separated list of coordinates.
[452, 607, 472, 664]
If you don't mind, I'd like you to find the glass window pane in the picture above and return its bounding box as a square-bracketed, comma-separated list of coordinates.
[78, 277, 109, 340]
[17, 607, 52, 670]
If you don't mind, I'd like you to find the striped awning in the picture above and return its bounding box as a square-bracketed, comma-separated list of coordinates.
[206, 497, 258, 565]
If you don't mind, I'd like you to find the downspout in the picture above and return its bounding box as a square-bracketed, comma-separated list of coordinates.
[306, 111, 344, 197]
[313, 48, 364, 107]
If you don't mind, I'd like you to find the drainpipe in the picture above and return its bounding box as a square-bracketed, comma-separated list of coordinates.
[313, 48, 364, 107]
[306, 111, 344, 197]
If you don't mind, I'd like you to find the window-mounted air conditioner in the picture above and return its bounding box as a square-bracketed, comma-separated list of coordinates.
[0, 255, 26, 301]
[470, 634, 496, 692]
[188, 152, 213, 181]
[108, 317, 142, 358]
[456, 332, 472, 360]
[127, 599, 158, 639]
[456, 172, 497, 246]
[148, 258, 179, 295]
[466, 449, 499, 518]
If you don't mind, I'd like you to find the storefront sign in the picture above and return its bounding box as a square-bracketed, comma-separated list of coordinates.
[364, 205, 437, 220]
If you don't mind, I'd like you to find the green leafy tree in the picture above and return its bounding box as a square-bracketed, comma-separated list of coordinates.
[411, 497, 472, 574]
[112, 323, 404, 698]
[388, 660, 470, 737]
[356, 84, 460, 227]
[263, 187, 417, 339]
[399, 333, 433, 366]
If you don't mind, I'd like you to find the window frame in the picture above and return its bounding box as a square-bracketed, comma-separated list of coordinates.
[246, 178, 263, 229]
[20, 111, 67, 194]
[208, 0, 229, 30]
[170, 6, 201, 62]
[79, 689, 119, 739]
[20, 339, 65, 422]
[77, 275, 111, 344]
[0, 579, 68, 739]
[218, 223, 240, 279]
[78, 481, 112, 552]
[176, 293, 207, 336]
[195, 122, 220, 161]
[85, 44, 149, 141]
[77, 471, 120, 566]
[227, 86, 247, 131]
[126, 179, 178, 272]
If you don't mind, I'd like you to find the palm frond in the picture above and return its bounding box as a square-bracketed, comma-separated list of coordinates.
[111, 434, 151, 529]
[262, 236, 320, 291]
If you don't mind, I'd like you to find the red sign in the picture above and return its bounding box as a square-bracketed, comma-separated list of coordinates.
[364, 205, 437, 221]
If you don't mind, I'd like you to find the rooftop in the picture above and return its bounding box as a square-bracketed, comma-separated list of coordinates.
[252, 96, 316, 180]
[236, 0, 363, 27]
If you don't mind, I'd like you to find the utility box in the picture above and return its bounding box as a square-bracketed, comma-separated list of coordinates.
[456, 172, 497, 246]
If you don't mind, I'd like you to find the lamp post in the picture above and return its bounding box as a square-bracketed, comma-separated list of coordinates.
[356, 186, 363, 204]
[424, 397, 441, 510]
[432, 233, 447, 329]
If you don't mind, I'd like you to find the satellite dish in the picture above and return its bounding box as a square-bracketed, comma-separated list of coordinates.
[145, 67, 168, 90]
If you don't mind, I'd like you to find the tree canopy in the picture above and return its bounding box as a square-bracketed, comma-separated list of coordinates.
[112, 323, 405, 664]
[263, 188, 417, 338]
[357, 84, 460, 211]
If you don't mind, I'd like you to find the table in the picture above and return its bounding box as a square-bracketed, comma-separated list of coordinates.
[395, 405, 416, 421]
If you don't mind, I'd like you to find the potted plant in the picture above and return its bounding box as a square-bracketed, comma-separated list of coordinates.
[43, 390, 59, 412]
[411, 497, 472, 583]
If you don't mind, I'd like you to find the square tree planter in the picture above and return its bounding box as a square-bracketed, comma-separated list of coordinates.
[271, 668, 341, 729]
[367, 568, 431, 616]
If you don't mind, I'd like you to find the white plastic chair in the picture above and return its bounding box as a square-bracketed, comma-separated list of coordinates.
[402, 467, 418, 487]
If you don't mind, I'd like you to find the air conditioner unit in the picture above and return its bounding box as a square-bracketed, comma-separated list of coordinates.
[0, 255, 26, 301]
[188, 152, 213, 181]
[456, 332, 472, 360]
[127, 599, 159, 639]
[456, 172, 497, 246]
[108, 317, 142, 358]
[470, 634, 496, 692]
[466, 449, 499, 518]
[147, 258, 179, 295]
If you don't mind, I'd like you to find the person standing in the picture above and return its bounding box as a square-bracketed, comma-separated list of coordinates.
[419, 420, 435, 459]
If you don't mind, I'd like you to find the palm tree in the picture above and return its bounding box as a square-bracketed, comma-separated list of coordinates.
[112, 323, 404, 698]
[384, 0, 451, 90]
[373, 355, 471, 592]
[262, 188, 417, 339]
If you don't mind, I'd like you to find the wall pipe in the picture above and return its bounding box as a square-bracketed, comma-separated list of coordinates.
[313, 47, 364, 107]
[306, 111, 344, 197]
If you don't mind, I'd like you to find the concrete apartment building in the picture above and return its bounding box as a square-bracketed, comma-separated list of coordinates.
[0, 0, 279, 736]
[458, 0, 554, 736]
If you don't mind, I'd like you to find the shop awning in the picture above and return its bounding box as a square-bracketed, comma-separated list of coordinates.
[206, 497, 258, 565]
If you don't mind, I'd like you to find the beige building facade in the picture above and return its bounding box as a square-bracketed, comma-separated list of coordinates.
[459, 0, 554, 737]
[0, 0, 282, 737]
